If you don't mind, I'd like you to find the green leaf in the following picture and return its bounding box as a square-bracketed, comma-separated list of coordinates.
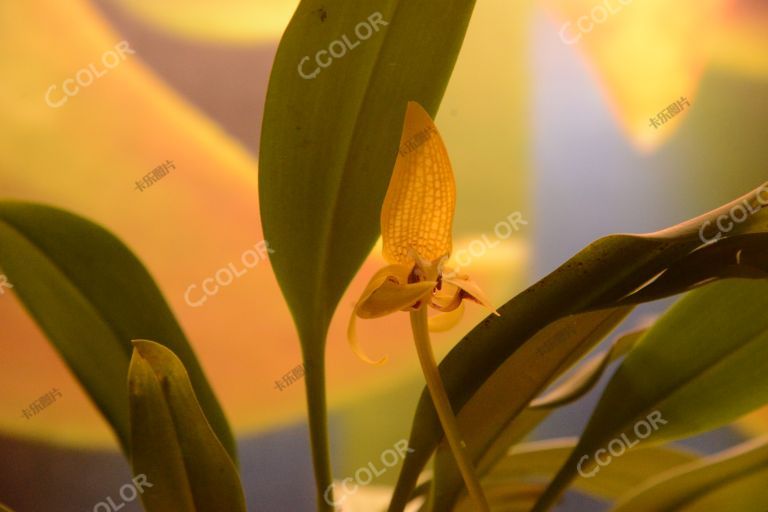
[529, 327, 645, 409]
[390, 182, 768, 511]
[260, 0, 476, 341]
[0, 202, 235, 460]
[259, 1, 475, 507]
[534, 279, 768, 511]
[437, 326, 649, 510]
[612, 436, 768, 512]
[476, 438, 697, 510]
[680, 467, 768, 512]
[129, 340, 246, 512]
[429, 306, 634, 511]
[452, 439, 696, 512]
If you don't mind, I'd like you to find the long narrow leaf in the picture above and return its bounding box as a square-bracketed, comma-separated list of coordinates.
[259, 1, 475, 507]
[0, 203, 235, 459]
[390, 182, 768, 510]
[129, 340, 246, 512]
[534, 279, 768, 510]
[429, 307, 633, 510]
[612, 436, 768, 512]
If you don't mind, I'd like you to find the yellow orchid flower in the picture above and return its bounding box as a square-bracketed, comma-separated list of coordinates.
[348, 101, 498, 511]
[348, 101, 498, 365]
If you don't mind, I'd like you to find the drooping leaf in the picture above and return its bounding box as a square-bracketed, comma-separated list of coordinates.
[680, 466, 768, 512]
[390, 182, 768, 511]
[129, 340, 246, 512]
[428, 306, 634, 510]
[0, 203, 235, 460]
[530, 328, 646, 409]
[440, 326, 650, 508]
[534, 279, 768, 510]
[612, 436, 768, 512]
[452, 439, 696, 512]
[453, 438, 697, 512]
[260, 1, 475, 507]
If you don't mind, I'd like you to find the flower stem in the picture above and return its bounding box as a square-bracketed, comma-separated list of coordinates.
[409, 306, 489, 512]
[303, 347, 335, 512]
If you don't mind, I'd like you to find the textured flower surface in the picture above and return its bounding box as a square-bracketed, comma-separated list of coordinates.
[349, 102, 497, 365]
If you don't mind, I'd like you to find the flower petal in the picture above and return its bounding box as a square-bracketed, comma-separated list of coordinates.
[431, 280, 463, 312]
[445, 275, 499, 316]
[347, 265, 435, 365]
[428, 302, 466, 332]
[356, 277, 437, 319]
[351, 264, 413, 319]
[347, 314, 388, 366]
[381, 102, 456, 265]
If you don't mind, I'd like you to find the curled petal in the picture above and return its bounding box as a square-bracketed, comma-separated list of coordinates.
[444, 276, 500, 316]
[347, 265, 436, 365]
[358, 279, 437, 318]
[431, 280, 463, 312]
[347, 314, 387, 366]
[353, 265, 435, 319]
[428, 302, 466, 332]
[381, 102, 456, 265]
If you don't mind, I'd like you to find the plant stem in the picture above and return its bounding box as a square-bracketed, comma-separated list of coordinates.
[409, 306, 490, 512]
[303, 348, 335, 512]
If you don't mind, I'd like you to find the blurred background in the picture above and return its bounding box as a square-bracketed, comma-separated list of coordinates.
[1, 0, 767, 510]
